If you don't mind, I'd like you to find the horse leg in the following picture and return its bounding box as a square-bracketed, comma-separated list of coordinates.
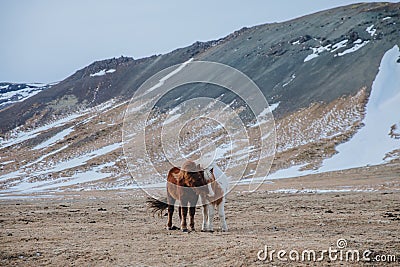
[202, 207, 209, 231]
[166, 192, 176, 230]
[188, 194, 198, 231]
[180, 200, 189, 232]
[218, 201, 228, 232]
[189, 206, 196, 231]
[199, 194, 209, 231]
[207, 204, 215, 232]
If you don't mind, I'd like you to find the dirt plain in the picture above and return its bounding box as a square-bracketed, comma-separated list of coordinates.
[1, 163, 399, 266]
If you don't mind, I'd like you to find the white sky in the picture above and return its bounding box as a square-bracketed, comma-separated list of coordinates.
[1, 0, 398, 83]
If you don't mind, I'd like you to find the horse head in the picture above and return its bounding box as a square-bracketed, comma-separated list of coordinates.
[179, 161, 211, 197]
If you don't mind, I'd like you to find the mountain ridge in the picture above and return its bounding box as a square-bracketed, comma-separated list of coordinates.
[1, 2, 399, 134]
[0, 2, 399, 196]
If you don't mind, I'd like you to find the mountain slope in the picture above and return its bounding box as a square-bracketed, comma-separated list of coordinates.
[0, 2, 399, 196]
[1, 2, 399, 134]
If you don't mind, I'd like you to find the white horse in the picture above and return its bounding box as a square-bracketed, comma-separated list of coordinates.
[201, 165, 228, 232]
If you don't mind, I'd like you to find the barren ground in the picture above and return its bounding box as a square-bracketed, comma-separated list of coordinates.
[1, 164, 399, 266]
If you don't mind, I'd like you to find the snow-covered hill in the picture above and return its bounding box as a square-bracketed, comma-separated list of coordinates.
[1, 46, 399, 196]
[0, 3, 399, 197]
[248, 45, 400, 181]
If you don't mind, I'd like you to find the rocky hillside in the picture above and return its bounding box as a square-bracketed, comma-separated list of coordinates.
[1, 2, 399, 134]
[0, 2, 399, 197]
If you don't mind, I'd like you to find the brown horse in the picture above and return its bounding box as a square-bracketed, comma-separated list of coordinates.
[147, 161, 211, 232]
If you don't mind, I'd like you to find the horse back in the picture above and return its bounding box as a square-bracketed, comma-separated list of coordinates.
[166, 167, 183, 201]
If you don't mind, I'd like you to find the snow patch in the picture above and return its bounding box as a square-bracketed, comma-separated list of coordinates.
[164, 114, 182, 125]
[304, 53, 319, 62]
[249, 103, 278, 128]
[1, 160, 15, 165]
[147, 58, 193, 93]
[266, 164, 312, 180]
[366, 25, 376, 36]
[36, 142, 121, 174]
[304, 39, 350, 62]
[257, 47, 400, 179]
[321, 45, 400, 171]
[304, 45, 331, 62]
[268, 188, 375, 194]
[0, 113, 84, 149]
[330, 39, 348, 53]
[0, 99, 118, 149]
[33, 127, 74, 150]
[0, 142, 121, 184]
[282, 74, 296, 87]
[5, 162, 115, 193]
[269, 102, 280, 112]
[128, 101, 148, 113]
[25, 145, 69, 168]
[90, 69, 116, 77]
[336, 40, 370, 57]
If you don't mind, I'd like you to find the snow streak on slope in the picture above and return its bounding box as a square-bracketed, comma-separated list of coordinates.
[0, 99, 118, 149]
[304, 36, 374, 62]
[0, 98, 128, 196]
[33, 127, 74, 150]
[147, 58, 193, 93]
[5, 162, 115, 193]
[304, 39, 350, 62]
[320, 45, 400, 171]
[30, 143, 121, 179]
[0, 113, 84, 149]
[1, 142, 121, 179]
[337, 40, 370, 57]
[90, 69, 116, 77]
[366, 25, 377, 36]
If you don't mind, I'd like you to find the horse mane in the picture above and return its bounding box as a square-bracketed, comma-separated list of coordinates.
[168, 161, 207, 188]
[203, 167, 214, 181]
[178, 161, 207, 187]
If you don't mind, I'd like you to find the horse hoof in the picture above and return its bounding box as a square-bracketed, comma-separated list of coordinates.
[182, 228, 189, 233]
[167, 226, 180, 230]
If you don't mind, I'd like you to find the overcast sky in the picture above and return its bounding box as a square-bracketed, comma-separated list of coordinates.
[1, 0, 398, 83]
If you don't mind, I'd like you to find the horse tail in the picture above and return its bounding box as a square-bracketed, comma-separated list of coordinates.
[146, 197, 168, 217]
